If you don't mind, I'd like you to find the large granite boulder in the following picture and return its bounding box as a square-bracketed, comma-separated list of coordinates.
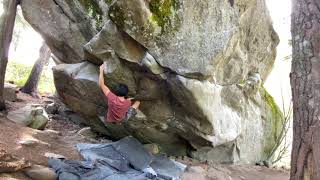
[22, 0, 282, 164]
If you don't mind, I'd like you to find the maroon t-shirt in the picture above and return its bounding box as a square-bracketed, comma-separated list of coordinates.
[106, 92, 131, 123]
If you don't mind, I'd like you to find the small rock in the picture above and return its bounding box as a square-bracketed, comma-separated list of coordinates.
[19, 139, 51, 147]
[143, 144, 159, 155]
[187, 166, 206, 173]
[23, 165, 57, 180]
[263, 160, 271, 168]
[77, 127, 97, 139]
[19, 140, 39, 146]
[7, 105, 49, 130]
[255, 161, 264, 166]
[45, 103, 58, 114]
[44, 153, 65, 159]
[4, 83, 18, 102]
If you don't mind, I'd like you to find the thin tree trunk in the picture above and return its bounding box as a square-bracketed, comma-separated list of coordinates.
[20, 42, 51, 97]
[0, 0, 18, 110]
[290, 0, 320, 179]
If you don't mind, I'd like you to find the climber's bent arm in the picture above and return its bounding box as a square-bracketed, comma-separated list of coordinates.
[99, 63, 110, 96]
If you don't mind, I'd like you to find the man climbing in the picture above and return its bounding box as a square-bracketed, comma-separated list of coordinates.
[99, 62, 140, 124]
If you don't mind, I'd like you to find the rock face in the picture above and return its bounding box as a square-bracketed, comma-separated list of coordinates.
[21, 0, 282, 163]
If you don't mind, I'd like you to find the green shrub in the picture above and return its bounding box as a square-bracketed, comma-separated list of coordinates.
[5, 61, 55, 94]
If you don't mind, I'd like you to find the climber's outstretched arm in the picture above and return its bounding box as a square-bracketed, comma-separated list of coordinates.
[99, 63, 110, 96]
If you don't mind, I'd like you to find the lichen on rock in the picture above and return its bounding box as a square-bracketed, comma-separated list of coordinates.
[260, 87, 284, 158]
[77, 0, 105, 30]
[149, 0, 181, 33]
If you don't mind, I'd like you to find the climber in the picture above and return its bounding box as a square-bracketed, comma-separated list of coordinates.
[99, 62, 140, 124]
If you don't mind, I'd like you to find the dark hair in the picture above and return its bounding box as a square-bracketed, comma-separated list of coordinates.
[115, 84, 129, 97]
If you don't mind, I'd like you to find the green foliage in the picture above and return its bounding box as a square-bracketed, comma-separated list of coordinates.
[105, 0, 113, 5]
[260, 87, 284, 157]
[283, 54, 292, 61]
[78, 0, 104, 30]
[149, 0, 180, 33]
[261, 87, 291, 165]
[38, 66, 56, 94]
[5, 61, 55, 94]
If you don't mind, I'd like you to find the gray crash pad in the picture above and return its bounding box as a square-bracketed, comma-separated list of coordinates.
[49, 136, 186, 180]
[112, 136, 153, 170]
[151, 155, 187, 180]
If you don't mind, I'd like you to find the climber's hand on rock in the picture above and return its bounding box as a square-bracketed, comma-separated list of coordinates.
[99, 63, 105, 72]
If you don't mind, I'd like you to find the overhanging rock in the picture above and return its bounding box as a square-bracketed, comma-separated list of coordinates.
[22, 0, 282, 164]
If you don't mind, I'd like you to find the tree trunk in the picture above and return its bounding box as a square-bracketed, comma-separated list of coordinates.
[20, 42, 51, 98]
[0, 0, 18, 110]
[290, 0, 320, 179]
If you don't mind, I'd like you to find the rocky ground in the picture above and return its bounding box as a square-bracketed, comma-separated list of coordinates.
[0, 92, 289, 180]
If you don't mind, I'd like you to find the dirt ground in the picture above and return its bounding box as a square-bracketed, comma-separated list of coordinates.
[181, 163, 289, 180]
[0, 92, 290, 180]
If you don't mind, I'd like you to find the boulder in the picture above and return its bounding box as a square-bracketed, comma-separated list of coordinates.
[7, 105, 49, 130]
[4, 83, 18, 102]
[52, 62, 106, 117]
[21, 0, 283, 164]
[108, 0, 229, 79]
[52, 62, 283, 163]
[109, 0, 278, 82]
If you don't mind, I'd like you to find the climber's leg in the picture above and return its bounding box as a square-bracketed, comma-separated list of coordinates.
[123, 101, 140, 122]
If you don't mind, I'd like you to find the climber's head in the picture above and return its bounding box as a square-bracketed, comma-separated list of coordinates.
[115, 83, 129, 97]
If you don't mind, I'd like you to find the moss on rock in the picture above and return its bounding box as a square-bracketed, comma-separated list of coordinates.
[260, 87, 284, 158]
[105, 0, 113, 5]
[78, 0, 104, 30]
[149, 0, 181, 33]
